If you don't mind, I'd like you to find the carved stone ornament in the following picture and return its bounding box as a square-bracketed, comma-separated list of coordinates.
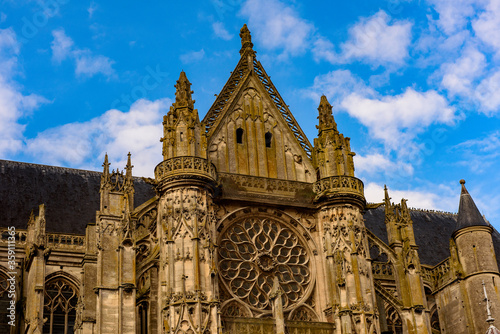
[218, 216, 312, 312]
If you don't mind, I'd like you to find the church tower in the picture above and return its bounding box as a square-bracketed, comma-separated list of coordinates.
[436, 180, 500, 333]
[155, 71, 219, 333]
[313, 96, 379, 333]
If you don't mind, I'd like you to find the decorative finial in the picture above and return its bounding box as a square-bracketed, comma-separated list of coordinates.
[173, 71, 195, 110]
[316, 95, 337, 133]
[460, 179, 465, 185]
[239, 24, 254, 55]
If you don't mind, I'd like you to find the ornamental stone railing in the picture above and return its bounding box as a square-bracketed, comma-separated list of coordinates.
[0, 228, 85, 251]
[155, 156, 217, 182]
[421, 258, 453, 291]
[313, 175, 365, 202]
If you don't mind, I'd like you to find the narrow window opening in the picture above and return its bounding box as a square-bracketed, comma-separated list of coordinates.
[180, 132, 184, 142]
[236, 128, 244, 144]
[265, 132, 272, 148]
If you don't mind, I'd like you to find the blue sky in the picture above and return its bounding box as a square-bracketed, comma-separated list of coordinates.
[1, 0, 500, 227]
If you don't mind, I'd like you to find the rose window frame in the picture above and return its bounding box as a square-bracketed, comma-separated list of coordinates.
[218, 210, 316, 315]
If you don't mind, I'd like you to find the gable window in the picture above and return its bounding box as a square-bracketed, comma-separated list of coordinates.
[236, 128, 244, 144]
[265, 132, 272, 148]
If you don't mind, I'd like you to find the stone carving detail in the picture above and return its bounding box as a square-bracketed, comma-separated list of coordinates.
[219, 217, 311, 311]
[155, 156, 217, 181]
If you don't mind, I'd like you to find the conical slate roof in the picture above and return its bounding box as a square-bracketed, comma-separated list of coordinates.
[455, 179, 488, 232]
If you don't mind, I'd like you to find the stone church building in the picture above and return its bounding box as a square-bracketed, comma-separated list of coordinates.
[1, 25, 500, 334]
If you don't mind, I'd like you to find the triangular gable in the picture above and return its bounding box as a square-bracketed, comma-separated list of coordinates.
[206, 67, 315, 183]
[202, 54, 312, 161]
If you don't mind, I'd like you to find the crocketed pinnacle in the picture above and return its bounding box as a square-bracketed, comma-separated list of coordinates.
[173, 71, 195, 110]
[316, 95, 337, 133]
[455, 179, 488, 232]
[239, 24, 254, 55]
[125, 152, 133, 179]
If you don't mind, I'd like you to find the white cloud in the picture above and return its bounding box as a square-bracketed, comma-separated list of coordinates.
[88, 2, 97, 19]
[212, 22, 233, 40]
[473, 0, 500, 55]
[300, 70, 375, 108]
[74, 50, 115, 78]
[475, 70, 500, 114]
[26, 98, 170, 176]
[50, 28, 115, 78]
[440, 46, 486, 96]
[426, 0, 479, 35]
[0, 28, 48, 157]
[341, 88, 456, 152]
[355, 153, 414, 177]
[180, 49, 205, 64]
[339, 10, 412, 67]
[239, 0, 314, 58]
[51, 28, 74, 63]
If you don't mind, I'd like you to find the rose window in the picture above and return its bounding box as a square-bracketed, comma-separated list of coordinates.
[219, 217, 311, 311]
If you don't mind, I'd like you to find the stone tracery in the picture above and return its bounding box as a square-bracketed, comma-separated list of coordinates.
[218, 216, 312, 312]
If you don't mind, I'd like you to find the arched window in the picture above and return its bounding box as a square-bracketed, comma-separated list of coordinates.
[0, 271, 11, 333]
[236, 128, 244, 144]
[265, 132, 272, 148]
[43, 278, 78, 334]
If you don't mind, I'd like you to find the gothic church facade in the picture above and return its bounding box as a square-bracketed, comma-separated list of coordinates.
[1, 25, 500, 334]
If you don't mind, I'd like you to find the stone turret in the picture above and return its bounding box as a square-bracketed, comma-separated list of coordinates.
[160, 71, 206, 160]
[313, 95, 377, 333]
[155, 73, 219, 333]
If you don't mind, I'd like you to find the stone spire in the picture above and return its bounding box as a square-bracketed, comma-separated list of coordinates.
[173, 71, 195, 110]
[484, 281, 500, 334]
[313, 95, 356, 179]
[101, 153, 110, 188]
[316, 95, 337, 133]
[239, 23, 254, 55]
[455, 179, 488, 232]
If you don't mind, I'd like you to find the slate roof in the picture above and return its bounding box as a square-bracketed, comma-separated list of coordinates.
[0, 160, 155, 234]
[2, 159, 499, 268]
[364, 205, 500, 268]
[455, 179, 489, 232]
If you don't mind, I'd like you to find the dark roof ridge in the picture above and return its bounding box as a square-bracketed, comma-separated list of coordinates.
[365, 203, 457, 216]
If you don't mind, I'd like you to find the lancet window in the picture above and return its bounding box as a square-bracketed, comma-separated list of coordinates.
[43, 278, 78, 334]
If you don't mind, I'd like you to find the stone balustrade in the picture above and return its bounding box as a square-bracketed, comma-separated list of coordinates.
[155, 156, 217, 182]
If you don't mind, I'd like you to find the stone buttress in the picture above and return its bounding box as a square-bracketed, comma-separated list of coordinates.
[383, 187, 432, 334]
[95, 153, 137, 334]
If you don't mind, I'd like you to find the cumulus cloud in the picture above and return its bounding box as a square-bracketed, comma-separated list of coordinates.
[355, 153, 414, 177]
[339, 10, 412, 67]
[426, 0, 479, 35]
[440, 46, 486, 96]
[341, 88, 456, 152]
[25, 98, 170, 176]
[240, 0, 314, 58]
[473, 0, 500, 55]
[300, 70, 375, 108]
[180, 49, 205, 64]
[51, 28, 74, 63]
[0, 28, 48, 157]
[50, 28, 115, 78]
[212, 22, 233, 40]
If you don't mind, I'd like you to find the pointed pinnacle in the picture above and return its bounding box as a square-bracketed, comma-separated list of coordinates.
[239, 23, 254, 55]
